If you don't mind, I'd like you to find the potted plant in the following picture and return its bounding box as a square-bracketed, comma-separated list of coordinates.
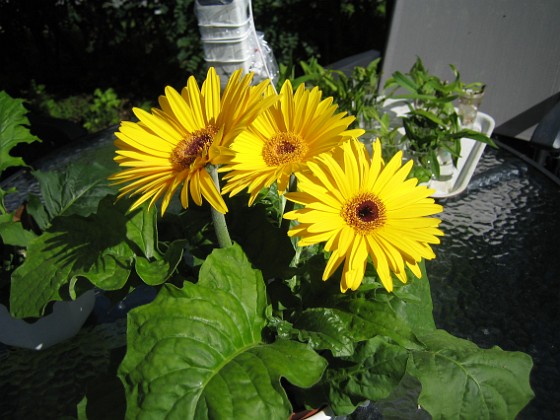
[1, 68, 533, 419]
[0, 91, 99, 350]
[381, 57, 495, 184]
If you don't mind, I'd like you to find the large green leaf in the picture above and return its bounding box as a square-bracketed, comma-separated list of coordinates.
[409, 329, 534, 420]
[9, 197, 157, 317]
[119, 244, 327, 420]
[30, 162, 117, 229]
[334, 298, 421, 350]
[0, 91, 40, 173]
[289, 258, 425, 357]
[294, 308, 357, 357]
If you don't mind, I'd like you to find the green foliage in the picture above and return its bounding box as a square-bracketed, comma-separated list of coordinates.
[27, 81, 90, 124]
[0, 63, 534, 419]
[324, 336, 409, 413]
[0, 90, 40, 306]
[28, 82, 134, 133]
[119, 244, 327, 419]
[382, 57, 496, 181]
[289, 57, 381, 133]
[10, 197, 149, 317]
[270, 261, 534, 418]
[411, 330, 534, 420]
[83, 88, 124, 132]
[0, 90, 40, 176]
[29, 162, 118, 229]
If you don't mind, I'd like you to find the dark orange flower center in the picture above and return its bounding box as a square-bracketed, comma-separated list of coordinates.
[342, 193, 386, 233]
[262, 131, 308, 167]
[170, 125, 218, 170]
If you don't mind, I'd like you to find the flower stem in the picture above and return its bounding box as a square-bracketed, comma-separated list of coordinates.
[280, 175, 297, 233]
[208, 165, 232, 248]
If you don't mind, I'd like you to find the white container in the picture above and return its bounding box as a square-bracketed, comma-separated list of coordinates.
[195, 0, 280, 88]
[201, 29, 253, 62]
[195, 0, 251, 26]
[0, 290, 96, 350]
[198, 17, 252, 41]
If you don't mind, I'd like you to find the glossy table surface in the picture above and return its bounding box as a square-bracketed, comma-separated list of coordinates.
[1, 133, 559, 419]
[428, 143, 560, 420]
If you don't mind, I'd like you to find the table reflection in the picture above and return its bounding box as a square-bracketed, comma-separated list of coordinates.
[428, 144, 560, 419]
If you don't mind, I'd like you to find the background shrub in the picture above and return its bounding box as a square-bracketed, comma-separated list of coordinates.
[0, 0, 388, 102]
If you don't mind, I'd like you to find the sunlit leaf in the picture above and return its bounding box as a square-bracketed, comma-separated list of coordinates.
[0, 91, 40, 173]
[119, 244, 327, 420]
[134, 239, 185, 286]
[0, 213, 37, 246]
[9, 197, 157, 318]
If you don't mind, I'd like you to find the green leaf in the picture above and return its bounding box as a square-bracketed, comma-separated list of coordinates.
[134, 240, 185, 286]
[9, 197, 157, 317]
[125, 200, 157, 259]
[326, 336, 409, 415]
[0, 91, 40, 173]
[338, 297, 422, 350]
[386, 71, 418, 93]
[119, 244, 327, 420]
[410, 109, 446, 126]
[451, 129, 496, 146]
[409, 329, 534, 420]
[289, 258, 424, 355]
[294, 308, 357, 357]
[390, 264, 436, 336]
[26, 194, 51, 230]
[31, 162, 117, 226]
[0, 213, 37, 246]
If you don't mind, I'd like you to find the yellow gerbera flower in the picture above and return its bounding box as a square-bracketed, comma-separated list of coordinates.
[283, 139, 444, 292]
[109, 67, 274, 215]
[219, 80, 365, 205]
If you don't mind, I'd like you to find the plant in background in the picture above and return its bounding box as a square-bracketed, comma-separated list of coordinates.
[289, 57, 382, 134]
[26, 81, 140, 133]
[1, 69, 534, 420]
[382, 57, 495, 182]
[83, 88, 125, 132]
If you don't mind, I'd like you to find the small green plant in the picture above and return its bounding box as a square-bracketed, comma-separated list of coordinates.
[83, 88, 125, 132]
[289, 57, 382, 133]
[27, 81, 134, 133]
[382, 57, 495, 182]
[28, 80, 90, 125]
